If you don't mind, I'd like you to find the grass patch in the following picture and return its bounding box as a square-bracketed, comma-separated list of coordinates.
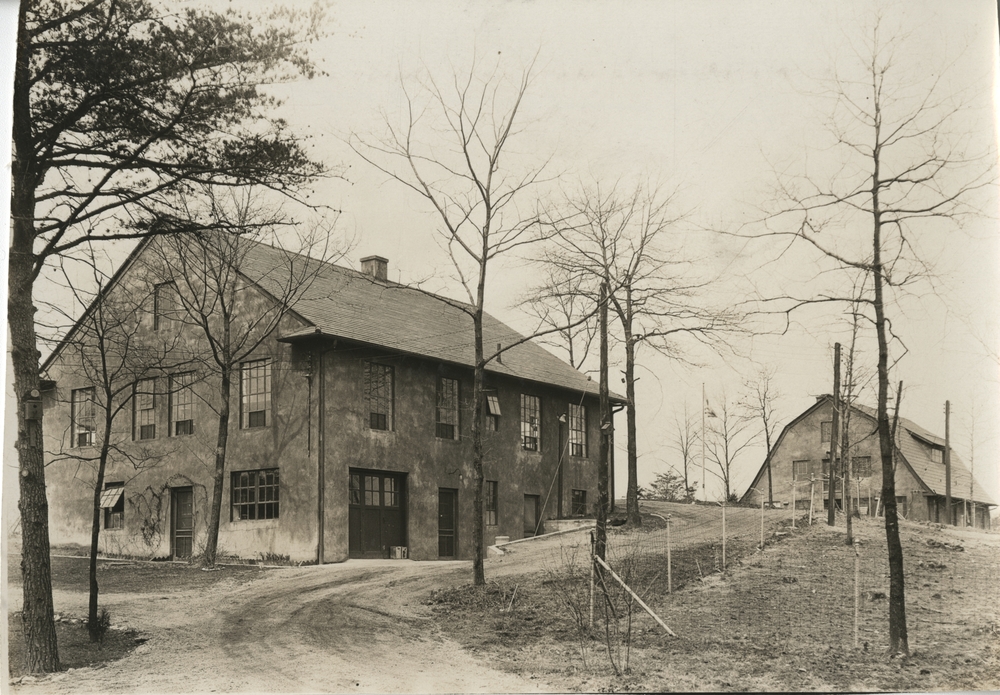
[7, 612, 142, 679]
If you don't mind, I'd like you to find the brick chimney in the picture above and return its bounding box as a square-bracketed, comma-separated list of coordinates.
[360, 255, 388, 281]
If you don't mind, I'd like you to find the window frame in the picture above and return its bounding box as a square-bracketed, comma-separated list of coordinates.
[240, 359, 272, 429]
[101, 482, 125, 530]
[230, 468, 280, 521]
[153, 281, 177, 331]
[852, 456, 873, 477]
[930, 447, 943, 464]
[132, 378, 156, 441]
[820, 420, 832, 444]
[485, 393, 501, 432]
[72, 387, 96, 447]
[520, 394, 541, 451]
[435, 377, 460, 440]
[568, 403, 587, 457]
[792, 459, 811, 481]
[571, 489, 588, 516]
[364, 362, 394, 431]
[485, 480, 498, 526]
[169, 372, 195, 437]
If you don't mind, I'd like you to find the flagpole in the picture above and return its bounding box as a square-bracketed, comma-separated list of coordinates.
[701, 382, 706, 502]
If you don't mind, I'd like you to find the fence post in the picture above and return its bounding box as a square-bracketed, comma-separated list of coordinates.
[589, 530, 595, 630]
[791, 481, 796, 529]
[853, 539, 860, 649]
[760, 492, 765, 550]
[809, 476, 815, 526]
[667, 514, 673, 594]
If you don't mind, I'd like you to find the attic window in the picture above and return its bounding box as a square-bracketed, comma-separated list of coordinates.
[930, 448, 943, 464]
[820, 421, 832, 444]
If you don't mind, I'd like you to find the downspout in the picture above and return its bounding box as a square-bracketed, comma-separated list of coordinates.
[316, 339, 337, 565]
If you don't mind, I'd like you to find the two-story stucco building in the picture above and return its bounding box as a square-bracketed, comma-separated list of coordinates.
[742, 395, 994, 528]
[41, 235, 616, 563]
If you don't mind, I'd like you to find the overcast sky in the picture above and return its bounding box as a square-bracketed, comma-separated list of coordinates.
[3, 0, 999, 508]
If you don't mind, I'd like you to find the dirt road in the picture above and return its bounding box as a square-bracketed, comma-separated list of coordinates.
[11, 560, 548, 694]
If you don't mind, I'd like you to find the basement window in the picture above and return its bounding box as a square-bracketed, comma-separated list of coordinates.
[101, 482, 124, 529]
[231, 469, 279, 520]
[572, 489, 588, 516]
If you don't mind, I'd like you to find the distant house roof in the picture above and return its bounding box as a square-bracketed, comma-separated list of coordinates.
[44, 235, 611, 401]
[742, 395, 995, 506]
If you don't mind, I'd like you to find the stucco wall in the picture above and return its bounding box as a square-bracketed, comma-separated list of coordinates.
[746, 400, 926, 520]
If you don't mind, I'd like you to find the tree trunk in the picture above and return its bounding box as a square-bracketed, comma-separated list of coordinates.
[872, 146, 909, 655]
[471, 309, 486, 586]
[203, 369, 232, 567]
[89, 429, 111, 640]
[9, 0, 60, 671]
[624, 334, 641, 526]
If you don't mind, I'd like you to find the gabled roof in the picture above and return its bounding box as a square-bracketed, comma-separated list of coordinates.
[45, 234, 610, 400]
[742, 395, 995, 506]
[237, 240, 608, 398]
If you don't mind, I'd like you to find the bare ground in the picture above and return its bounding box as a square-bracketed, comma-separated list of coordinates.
[8, 559, 546, 694]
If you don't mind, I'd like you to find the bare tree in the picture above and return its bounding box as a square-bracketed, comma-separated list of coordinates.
[43, 249, 179, 639]
[540, 180, 738, 526]
[10, 0, 326, 670]
[350, 57, 558, 585]
[668, 403, 699, 501]
[741, 366, 781, 506]
[753, 12, 994, 654]
[704, 393, 758, 502]
[143, 189, 337, 567]
[524, 267, 598, 371]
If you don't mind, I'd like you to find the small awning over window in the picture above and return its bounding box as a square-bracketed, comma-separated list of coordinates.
[486, 394, 501, 416]
[99, 487, 123, 509]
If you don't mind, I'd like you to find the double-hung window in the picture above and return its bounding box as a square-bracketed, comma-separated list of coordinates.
[520, 394, 540, 451]
[364, 362, 393, 431]
[170, 372, 195, 436]
[820, 421, 832, 444]
[568, 403, 587, 457]
[231, 469, 279, 520]
[241, 359, 271, 429]
[133, 378, 156, 440]
[436, 377, 459, 440]
[485, 393, 501, 431]
[72, 387, 96, 447]
[485, 480, 498, 526]
[101, 482, 125, 529]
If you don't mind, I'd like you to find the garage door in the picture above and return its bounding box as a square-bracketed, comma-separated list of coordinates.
[349, 469, 407, 559]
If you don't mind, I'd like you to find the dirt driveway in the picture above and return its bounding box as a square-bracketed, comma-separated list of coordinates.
[11, 559, 548, 694]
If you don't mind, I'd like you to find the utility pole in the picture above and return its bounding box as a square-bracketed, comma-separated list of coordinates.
[596, 279, 610, 561]
[828, 343, 841, 526]
[944, 400, 951, 526]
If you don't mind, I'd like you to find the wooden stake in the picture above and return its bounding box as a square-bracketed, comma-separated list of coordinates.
[722, 502, 727, 570]
[760, 495, 765, 550]
[594, 555, 677, 636]
[589, 531, 595, 630]
[666, 514, 673, 594]
[809, 476, 815, 526]
[854, 540, 860, 648]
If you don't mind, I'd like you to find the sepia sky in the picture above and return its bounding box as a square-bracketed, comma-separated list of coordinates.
[2, 0, 999, 508]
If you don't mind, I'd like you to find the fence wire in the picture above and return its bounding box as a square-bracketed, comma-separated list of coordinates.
[593, 500, 1000, 656]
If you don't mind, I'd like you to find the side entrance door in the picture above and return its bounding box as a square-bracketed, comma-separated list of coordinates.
[171, 486, 193, 560]
[438, 488, 458, 558]
[349, 469, 407, 558]
[524, 494, 541, 537]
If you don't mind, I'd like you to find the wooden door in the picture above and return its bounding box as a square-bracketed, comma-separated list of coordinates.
[438, 488, 458, 558]
[349, 470, 407, 558]
[171, 487, 193, 560]
[524, 494, 540, 537]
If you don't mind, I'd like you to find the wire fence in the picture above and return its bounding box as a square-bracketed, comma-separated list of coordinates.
[588, 498, 1000, 658]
